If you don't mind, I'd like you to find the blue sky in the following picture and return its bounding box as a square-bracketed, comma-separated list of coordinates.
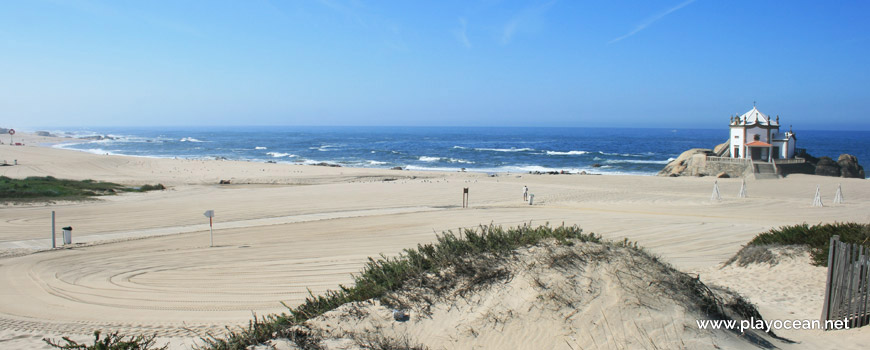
[1, 0, 868, 129]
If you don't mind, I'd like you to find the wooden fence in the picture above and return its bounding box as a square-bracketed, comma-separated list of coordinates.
[821, 235, 870, 329]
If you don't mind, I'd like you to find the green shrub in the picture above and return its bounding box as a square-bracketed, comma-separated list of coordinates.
[743, 222, 870, 266]
[43, 331, 168, 350]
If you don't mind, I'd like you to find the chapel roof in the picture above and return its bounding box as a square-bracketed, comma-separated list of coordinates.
[736, 106, 779, 126]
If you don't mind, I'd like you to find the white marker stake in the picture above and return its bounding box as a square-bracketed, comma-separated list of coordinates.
[204, 210, 215, 247]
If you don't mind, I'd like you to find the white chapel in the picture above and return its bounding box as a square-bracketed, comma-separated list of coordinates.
[729, 106, 796, 161]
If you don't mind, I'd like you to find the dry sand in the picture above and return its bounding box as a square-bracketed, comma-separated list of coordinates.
[1, 133, 869, 349]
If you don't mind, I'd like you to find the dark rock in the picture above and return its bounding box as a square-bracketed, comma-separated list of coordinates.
[592, 163, 602, 168]
[219, 179, 231, 184]
[35, 131, 54, 137]
[313, 162, 341, 167]
[717, 172, 730, 178]
[390, 166, 404, 170]
[814, 157, 841, 177]
[837, 154, 865, 179]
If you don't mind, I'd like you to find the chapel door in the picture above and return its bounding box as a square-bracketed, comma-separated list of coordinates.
[751, 147, 762, 160]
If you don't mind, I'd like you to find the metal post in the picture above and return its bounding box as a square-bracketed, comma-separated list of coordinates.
[209, 217, 214, 247]
[51, 211, 56, 248]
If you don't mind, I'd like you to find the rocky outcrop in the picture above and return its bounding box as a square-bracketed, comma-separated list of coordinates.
[657, 148, 714, 177]
[838, 154, 866, 179]
[810, 154, 865, 178]
[662, 138, 866, 179]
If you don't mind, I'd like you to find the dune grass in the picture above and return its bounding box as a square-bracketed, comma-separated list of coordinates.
[728, 222, 870, 267]
[0, 176, 165, 202]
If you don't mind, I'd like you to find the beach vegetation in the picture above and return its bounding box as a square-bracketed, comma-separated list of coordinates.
[726, 222, 870, 267]
[0, 176, 165, 202]
[43, 330, 168, 350]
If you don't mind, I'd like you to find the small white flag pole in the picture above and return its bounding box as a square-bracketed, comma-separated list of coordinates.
[812, 186, 824, 207]
[711, 181, 722, 201]
[204, 210, 215, 247]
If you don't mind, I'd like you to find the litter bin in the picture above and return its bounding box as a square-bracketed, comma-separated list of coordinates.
[62, 226, 72, 245]
[528, 194, 534, 205]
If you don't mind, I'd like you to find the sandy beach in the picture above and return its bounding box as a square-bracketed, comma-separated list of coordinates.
[1, 134, 869, 349]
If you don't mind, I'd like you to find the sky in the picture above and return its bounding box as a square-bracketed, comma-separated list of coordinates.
[1, 0, 868, 129]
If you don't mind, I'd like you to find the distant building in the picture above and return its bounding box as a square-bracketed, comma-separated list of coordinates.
[729, 106, 796, 161]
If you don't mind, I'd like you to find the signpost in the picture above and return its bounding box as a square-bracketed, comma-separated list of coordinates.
[8, 129, 14, 145]
[204, 210, 215, 247]
[51, 211, 56, 248]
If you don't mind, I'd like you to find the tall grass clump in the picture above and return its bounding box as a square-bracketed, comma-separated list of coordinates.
[735, 222, 870, 266]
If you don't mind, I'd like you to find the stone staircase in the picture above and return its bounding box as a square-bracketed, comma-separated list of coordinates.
[753, 162, 780, 179]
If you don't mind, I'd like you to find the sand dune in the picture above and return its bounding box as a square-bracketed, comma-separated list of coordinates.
[1, 136, 869, 349]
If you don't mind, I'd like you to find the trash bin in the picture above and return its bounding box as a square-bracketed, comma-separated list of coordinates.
[528, 194, 534, 205]
[62, 226, 72, 245]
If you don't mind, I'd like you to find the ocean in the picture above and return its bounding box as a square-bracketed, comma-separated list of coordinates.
[47, 126, 870, 177]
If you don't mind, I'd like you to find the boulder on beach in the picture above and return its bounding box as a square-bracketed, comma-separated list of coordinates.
[657, 148, 713, 177]
[837, 154, 865, 179]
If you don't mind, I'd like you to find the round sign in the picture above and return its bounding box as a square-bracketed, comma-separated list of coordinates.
[8, 129, 14, 135]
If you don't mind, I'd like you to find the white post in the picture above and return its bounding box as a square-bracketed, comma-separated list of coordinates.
[813, 185, 824, 207]
[834, 184, 844, 204]
[51, 211, 56, 248]
[528, 194, 534, 205]
[738, 179, 747, 198]
[711, 181, 721, 201]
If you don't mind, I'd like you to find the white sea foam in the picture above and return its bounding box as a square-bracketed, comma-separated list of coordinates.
[604, 158, 674, 165]
[545, 150, 588, 156]
[180, 137, 205, 143]
[255, 146, 267, 150]
[266, 152, 296, 158]
[474, 147, 535, 152]
[368, 160, 388, 165]
[418, 156, 474, 164]
[309, 144, 340, 151]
